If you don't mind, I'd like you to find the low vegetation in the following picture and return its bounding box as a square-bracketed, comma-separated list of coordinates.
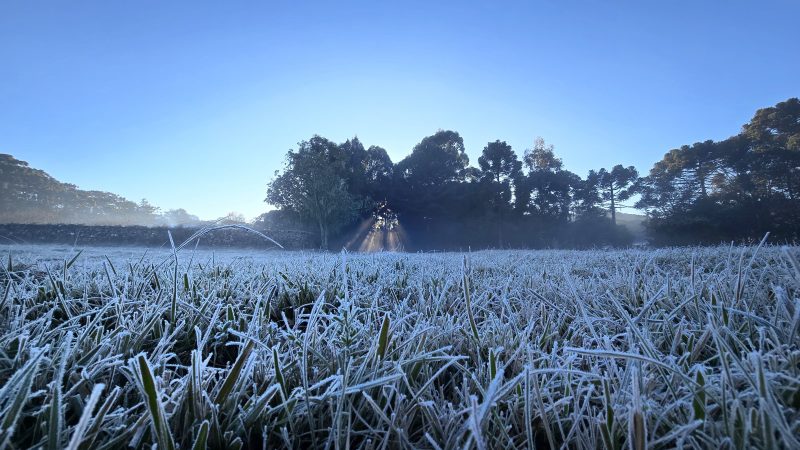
[1, 243, 799, 448]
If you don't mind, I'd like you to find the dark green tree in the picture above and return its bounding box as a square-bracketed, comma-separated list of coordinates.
[742, 98, 800, 201]
[596, 165, 639, 225]
[637, 98, 800, 243]
[266, 136, 356, 249]
[391, 130, 469, 231]
[364, 145, 394, 198]
[477, 140, 522, 246]
[479, 140, 522, 183]
[516, 139, 579, 221]
[396, 130, 468, 187]
[637, 140, 725, 218]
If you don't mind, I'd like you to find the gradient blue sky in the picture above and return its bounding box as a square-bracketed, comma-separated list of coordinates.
[2, 1, 799, 220]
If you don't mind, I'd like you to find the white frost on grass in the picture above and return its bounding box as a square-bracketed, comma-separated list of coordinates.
[0, 244, 799, 449]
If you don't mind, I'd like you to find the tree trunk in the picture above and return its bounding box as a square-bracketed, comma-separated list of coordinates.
[610, 185, 616, 226]
[698, 164, 708, 198]
[497, 206, 504, 248]
[318, 219, 328, 250]
[496, 174, 504, 248]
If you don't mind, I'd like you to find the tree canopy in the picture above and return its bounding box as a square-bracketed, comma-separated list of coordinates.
[262, 98, 800, 249]
[637, 98, 800, 243]
[266, 136, 357, 249]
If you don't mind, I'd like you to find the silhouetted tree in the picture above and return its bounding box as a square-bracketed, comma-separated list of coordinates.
[742, 98, 800, 202]
[596, 165, 639, 225]
[391, 131, 469, 238]
[637, 140, 726, 215]
[266, 136, 356, 249]
[477, 140, 521, 246]
[479, 140, 522, 183]
[638, 98, 800, 243]
[396, 130, 468, 187]
[336, 137, 371, 215]
[517, 141, 579, 222]
[364, 145, 394, 200]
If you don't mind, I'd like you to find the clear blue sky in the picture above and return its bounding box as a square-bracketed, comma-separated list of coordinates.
[2, 1, 798, 220]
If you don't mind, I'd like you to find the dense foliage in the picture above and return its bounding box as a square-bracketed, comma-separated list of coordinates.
[266, 98, 800, 249]
[638, 98, 800, 244]
[1, 244, 799, 448]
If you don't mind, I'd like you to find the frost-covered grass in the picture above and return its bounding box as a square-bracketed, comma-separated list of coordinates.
[1, 244, 799, 449]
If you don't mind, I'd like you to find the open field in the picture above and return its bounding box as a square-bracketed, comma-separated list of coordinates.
[1, 244, 799, 449]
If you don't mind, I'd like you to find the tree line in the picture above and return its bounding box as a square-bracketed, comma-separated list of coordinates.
[265, 97, 800, 249]
[2, 97, 796, 249]
[0, 154, 205, 227]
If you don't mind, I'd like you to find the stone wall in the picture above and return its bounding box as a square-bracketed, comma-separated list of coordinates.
[0, 223, 313, 249]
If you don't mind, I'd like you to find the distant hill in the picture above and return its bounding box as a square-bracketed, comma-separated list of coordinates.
[615, 212, 648, 242]
[0, 154, 200, 226]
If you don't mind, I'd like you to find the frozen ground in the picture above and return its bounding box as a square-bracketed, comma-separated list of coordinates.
[1, 244, 799, 449]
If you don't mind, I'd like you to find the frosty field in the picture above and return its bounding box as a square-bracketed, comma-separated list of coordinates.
[1, 244, 799, 449]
